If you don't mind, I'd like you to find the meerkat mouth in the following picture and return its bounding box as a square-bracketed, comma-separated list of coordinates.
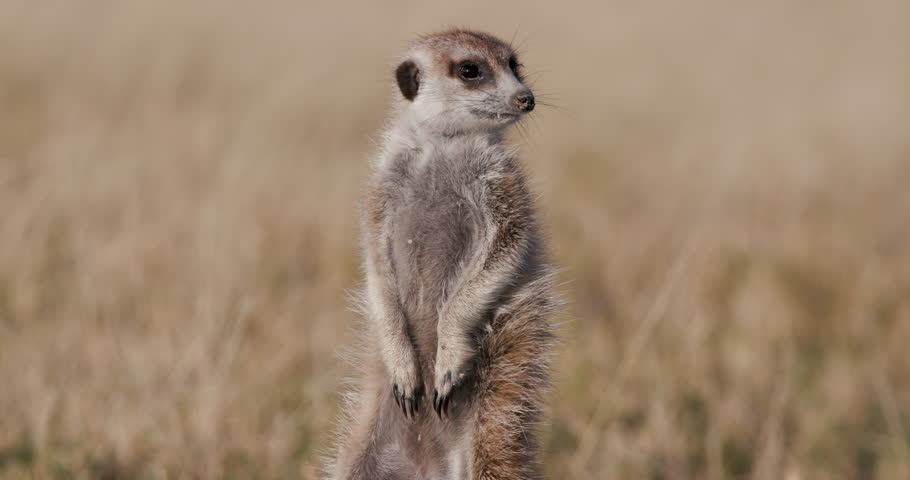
[469, 108, 521, 122]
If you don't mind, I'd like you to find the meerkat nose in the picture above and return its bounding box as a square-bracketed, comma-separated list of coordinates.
[514, 92, 535, 112]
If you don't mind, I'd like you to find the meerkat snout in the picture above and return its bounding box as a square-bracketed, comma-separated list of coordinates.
[514, 90, 535, 112]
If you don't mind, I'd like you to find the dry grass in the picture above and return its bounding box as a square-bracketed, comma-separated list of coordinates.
[1, 0, 909, 478]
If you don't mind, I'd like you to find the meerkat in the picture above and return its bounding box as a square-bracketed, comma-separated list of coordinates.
[327, 29, 559, 480]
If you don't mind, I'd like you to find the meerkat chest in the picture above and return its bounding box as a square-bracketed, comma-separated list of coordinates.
[389, 154, 489, 312]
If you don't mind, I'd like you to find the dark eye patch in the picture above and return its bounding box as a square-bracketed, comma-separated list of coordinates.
[508, 55, 524, 80]
[450, 59, 491, 86]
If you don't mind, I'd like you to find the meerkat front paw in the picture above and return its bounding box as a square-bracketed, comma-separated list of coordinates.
[432, 341, 472, 418]
[390, 356, 423, 420]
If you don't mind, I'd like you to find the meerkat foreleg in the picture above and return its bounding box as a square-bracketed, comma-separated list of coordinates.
[433, 176, 531, 417]
[364, 211, 423, 419]
[432, 266, 504, 417]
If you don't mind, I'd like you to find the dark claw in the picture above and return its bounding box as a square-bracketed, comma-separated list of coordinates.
[393, 383, 425, 420]
[434, 388, 443, 418]
[433, 371, 461, 419]
[434, 391, 448, 418]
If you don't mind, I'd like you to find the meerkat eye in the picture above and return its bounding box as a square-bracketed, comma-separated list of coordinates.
[457, 62, 482, 81]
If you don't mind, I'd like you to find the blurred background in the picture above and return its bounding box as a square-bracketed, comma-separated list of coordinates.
[1, 0, 909, 478]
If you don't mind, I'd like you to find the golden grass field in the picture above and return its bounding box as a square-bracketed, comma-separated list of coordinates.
[1, 0, 909, 478]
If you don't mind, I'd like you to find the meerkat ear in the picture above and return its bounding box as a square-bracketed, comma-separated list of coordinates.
[395, 60, 420, 101]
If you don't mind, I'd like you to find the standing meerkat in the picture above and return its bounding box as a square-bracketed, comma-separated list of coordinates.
[328, 29, 559, 480]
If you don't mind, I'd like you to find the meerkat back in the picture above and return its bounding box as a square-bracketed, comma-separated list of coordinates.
[327, 29, 558, 480]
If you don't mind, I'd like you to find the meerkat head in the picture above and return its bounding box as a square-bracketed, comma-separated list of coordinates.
[394, 29, 535, 136]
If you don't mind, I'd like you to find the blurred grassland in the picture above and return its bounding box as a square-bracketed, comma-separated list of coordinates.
[1, 0, 909, 478]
